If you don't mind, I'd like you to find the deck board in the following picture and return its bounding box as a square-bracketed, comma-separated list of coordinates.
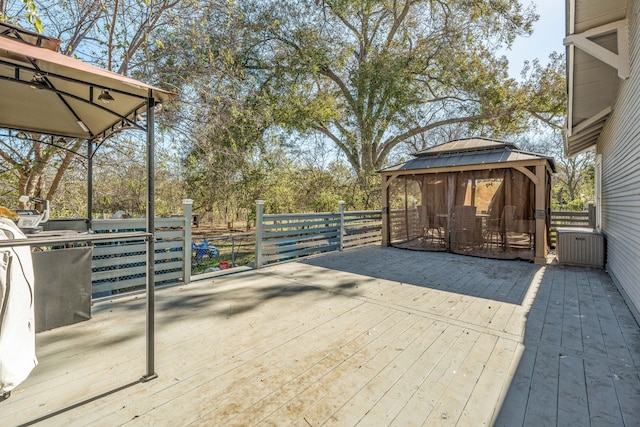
[422, 332, 498, 425]
[325, 319, 453, 426]
[1, 247, 639, 426]
[578, 269, 608, 357]
[236, 314, 426, 426]
[77, 293, 376, 425]
[390, 325, 475, 426]
[192, 309, 409, 425]
[557, 354, 589, 426]
[523, 347, 560, 425]
[561, 268, 584, 352]
[584, 359, 624, 425]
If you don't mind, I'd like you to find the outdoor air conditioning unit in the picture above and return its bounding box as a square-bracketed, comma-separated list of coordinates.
[556, 227, 604, 268]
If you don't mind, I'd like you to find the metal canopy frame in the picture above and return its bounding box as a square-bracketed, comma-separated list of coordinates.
[0, 23, 177, 382]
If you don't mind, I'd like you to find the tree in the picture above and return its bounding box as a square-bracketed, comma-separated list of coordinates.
[0, 135, 84, 202]
[0, 0, 186, 207]
[508, 100, 594, 211]
[553, 151, 594, 209]
[222, 0, 564, 203]
[0, 0, 42, 31]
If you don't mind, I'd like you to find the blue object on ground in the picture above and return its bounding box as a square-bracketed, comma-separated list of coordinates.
[192, 240, 219, 260]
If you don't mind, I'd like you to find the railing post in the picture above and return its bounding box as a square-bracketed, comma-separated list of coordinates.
[255, 200, 264, 269]
[231, 235, 236, 267]
[588, 202, 596, 228]
[339, 201, 345, 251]
[182, 199, 193, 284]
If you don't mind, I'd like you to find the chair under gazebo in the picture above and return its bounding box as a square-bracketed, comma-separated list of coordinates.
[379, 138, 556, 264]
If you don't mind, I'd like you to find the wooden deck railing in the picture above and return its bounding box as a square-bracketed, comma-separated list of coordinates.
[550, 204, 596, 247]
[90, 216, 187, 296]
[44, 200, 192, 298]
[343, 210, 383, 249]
[254, 201, 382, 268]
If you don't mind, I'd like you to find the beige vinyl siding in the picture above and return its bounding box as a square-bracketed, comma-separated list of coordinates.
[597, 0, 640, 318]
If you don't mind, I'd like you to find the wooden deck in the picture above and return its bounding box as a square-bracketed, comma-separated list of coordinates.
[2, 247, 639, 426]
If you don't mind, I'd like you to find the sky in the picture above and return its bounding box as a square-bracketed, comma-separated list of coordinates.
[502, 0, 566, 79]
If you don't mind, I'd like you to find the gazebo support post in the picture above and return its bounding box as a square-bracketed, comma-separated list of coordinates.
[381, 175, 391, 247]
[534, 164, 548, 264]
[142, 95, 157, 382]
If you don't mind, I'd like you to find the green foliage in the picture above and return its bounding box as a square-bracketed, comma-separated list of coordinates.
[183, 133, 376, 223]
[0, 0, 570, 222]
[0, 1, 42, 32]
[565, 198, 586, 211]
[201, 0, 563, 204]
[23, 0, 42, 32]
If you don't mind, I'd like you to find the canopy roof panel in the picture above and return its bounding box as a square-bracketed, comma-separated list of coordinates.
[380, 138, 555, 173]
[564, 0, 627, 157]
[414, 137, 517, 156]
[0, 23, 176, 141]
[0, 22, 60, 51]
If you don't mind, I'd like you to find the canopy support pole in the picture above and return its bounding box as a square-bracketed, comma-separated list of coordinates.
[142, 94, 157, 382]
[87, 140, 93, 230]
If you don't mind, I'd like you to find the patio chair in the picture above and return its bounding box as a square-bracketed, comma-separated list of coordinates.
[432, 205, 448, 247]
[417, 206, 428, 245]
[505, 214, 534, 250]
[192, 240, 219, 261]
[483, 216, 503, 250]
[427, 206, 447, 247]
[483, 205, 515, 251]
[451, 205, 481, 250]
[417, 205, 447, 248]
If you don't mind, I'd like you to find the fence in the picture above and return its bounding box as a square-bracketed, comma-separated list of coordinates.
[47, 203, 593, 296]
[41, 200, 192, 298]
[343, 210, 383, 249]
[190, 233, 255, 274]
[254, 201, 382, 268]
[550, 204, 596, 247]
[90, 216, 186, 296]
[40, 200, 384, 297]
[87, 201, 383, 294]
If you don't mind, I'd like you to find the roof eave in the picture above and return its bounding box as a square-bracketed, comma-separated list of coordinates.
[564, 0, 628, 157]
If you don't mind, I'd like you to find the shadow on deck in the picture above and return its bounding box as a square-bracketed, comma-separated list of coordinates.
[303, 247, 640, 425]
[2, 246, 639, 426]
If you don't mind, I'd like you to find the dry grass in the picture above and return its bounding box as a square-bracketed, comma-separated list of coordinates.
[191, 221, 252, 237]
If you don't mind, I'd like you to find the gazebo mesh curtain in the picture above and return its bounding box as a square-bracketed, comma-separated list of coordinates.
[388, 176, 422, 245]
[388, 168, 537, 261]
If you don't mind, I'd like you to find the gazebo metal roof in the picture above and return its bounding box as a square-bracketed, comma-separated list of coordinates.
[380, 137, 556, 173]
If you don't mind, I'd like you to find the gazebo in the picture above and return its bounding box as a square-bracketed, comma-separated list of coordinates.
[0, 23, 176, 385]
[379, 138, 556, 264]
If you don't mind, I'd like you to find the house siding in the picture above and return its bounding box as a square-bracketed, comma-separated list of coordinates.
[598, 0, 640, 320]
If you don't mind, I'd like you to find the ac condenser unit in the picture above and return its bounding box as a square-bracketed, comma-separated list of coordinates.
[556, 227, 604, 267]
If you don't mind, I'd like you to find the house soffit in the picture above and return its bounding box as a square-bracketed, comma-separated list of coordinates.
[564, 0, 628, 157]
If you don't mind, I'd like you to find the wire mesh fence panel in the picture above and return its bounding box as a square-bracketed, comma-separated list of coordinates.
[385, 170, 540, 261]
[190, 233, 256, 275]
